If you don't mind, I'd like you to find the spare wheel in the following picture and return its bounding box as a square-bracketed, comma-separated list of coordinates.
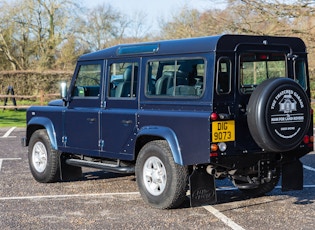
[247, 77, 310, 152]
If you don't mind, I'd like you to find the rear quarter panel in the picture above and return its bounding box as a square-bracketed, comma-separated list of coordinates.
[137, 102, 212, 165]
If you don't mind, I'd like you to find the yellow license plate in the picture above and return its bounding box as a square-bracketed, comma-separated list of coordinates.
[212, 120, 235, 142]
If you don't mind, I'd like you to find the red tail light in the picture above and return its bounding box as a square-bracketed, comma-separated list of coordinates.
[303, 135, 310, 144]
[210, 113, 218, 121]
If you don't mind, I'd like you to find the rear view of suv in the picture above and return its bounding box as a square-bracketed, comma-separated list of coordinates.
[23, 34, 313, 209]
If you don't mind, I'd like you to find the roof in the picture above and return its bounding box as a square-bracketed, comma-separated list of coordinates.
[78, 34, 306, 61]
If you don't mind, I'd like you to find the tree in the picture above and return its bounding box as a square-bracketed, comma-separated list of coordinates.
[75, 3, 129, 51]
[160, 7, 203, 39]
[0, 0, 34, 70]
[32, 0, 80, 69]
[226, 0, 315, 67]
[0, 0, 80, 70]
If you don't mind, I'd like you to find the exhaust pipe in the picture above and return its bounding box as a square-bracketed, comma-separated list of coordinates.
[206, 165, 216, 175]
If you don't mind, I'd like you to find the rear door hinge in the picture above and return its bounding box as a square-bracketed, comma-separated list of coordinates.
[98, 139, 104, 151]
[62, 136, 67, 147]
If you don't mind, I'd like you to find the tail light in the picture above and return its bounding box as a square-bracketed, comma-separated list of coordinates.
[303, 135, 310, 144]
[210, 112, 218, 121]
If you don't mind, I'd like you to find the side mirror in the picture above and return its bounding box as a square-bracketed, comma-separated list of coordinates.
[60, 82, 68, 99]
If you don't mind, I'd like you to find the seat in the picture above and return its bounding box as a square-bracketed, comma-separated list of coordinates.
[155, 71, 174, 95]
[115, 66, 138, 97]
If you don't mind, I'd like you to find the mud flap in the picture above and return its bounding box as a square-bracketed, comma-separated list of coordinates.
[59, 155, 82, 181]
[281, 159, 303, 191]
[189, 166, 216, 207]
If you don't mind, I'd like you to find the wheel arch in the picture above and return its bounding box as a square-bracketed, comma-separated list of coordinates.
[26, 117, 58, 150]
[135, 126, 184, 165]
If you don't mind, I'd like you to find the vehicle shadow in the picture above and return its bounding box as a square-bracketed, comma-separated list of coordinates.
[66, 152, 315, 209]
[81, 169, 135, 181]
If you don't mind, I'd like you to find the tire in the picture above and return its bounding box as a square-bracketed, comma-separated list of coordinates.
[233, 168, 280, 197]
[247, 78, 311, 152]
[135, 140, 188, 209]
[28, 129, 60, 183]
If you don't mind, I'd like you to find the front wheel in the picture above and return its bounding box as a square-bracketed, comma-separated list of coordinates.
[135, 140, 188, 209]
[28, 129, 60, 183]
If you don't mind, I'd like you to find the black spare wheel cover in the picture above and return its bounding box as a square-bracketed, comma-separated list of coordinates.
[247, 77, 310, 152]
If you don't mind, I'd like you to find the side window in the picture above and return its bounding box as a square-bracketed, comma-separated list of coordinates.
[146, 58, 205, 97]
[72, 64, 101, 97]
[217, 58, 231, 94]
[295, 59, 307, 90]
[108, 62, 138, 98]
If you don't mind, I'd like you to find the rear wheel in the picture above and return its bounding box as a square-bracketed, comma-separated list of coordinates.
[28, 129, 60, 183]
[135, 140, 188, 209]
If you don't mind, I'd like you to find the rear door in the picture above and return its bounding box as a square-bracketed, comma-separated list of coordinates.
[236, 49, 288, 150]
[100, 60, 139, 160]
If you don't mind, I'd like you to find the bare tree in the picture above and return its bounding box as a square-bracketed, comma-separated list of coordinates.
[0, 0, 34, 70]
[0, 0, 80, 70]
[76, 3, 130, 51]
[226, 0, 315, 67]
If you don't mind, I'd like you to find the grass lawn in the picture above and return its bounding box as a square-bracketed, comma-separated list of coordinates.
[0, 109, 26, 127]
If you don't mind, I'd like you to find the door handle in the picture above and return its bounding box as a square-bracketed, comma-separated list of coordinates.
[122, 120, 133, 125]
[87, 118, 96, 123]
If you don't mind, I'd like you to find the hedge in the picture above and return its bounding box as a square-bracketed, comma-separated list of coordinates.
[0, 71, 72, 96]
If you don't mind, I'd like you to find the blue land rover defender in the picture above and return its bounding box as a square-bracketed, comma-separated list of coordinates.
[23, 35, 314, 209]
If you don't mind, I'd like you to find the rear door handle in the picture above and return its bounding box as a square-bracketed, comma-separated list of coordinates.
[122, 120, 133, 125]
[87, 118, 96, 123]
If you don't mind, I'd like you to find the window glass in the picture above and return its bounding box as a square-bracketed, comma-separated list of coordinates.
[146, 58, 205, 97]
[240, 53, 286, 93]
[295, 59, 307, 90]
[108, 62, 138, 98]
[73, 64, 101, 97]
[217, 58, 231, 94]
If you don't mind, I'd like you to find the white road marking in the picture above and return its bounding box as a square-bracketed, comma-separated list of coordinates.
[1, 127, 16, 138]
[219, 185, 315, 191]
[0, 158, 21, 160]
[0, 158, 22, 172]
[275, 185, 315, 189]
[0, 192, 140, 201]
[203, 205, 245, 230]
[2, 184, 314, 201]
[303, 165, 315, 172]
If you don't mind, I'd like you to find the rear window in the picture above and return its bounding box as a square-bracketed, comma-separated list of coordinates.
[240, 53, 286, 93]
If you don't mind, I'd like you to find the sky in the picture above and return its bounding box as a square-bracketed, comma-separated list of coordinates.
[3, 0, 226, 34]
[83, 0, 226, 34]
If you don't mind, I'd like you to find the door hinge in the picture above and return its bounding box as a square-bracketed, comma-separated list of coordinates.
[101, 101, 106, 108]
[98, 139, 104, 151]
[62, 136, 67, 147]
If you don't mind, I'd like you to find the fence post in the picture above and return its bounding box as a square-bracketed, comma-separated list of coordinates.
[40, 90, 44, 106]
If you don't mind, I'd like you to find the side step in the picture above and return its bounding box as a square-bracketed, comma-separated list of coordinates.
[66, 158, 135, 174]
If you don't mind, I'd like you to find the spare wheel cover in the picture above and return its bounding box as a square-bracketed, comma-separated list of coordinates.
[247, 77, 310, 152]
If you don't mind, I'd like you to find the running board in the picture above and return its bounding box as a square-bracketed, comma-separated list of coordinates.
[66, 158, 135, 174]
